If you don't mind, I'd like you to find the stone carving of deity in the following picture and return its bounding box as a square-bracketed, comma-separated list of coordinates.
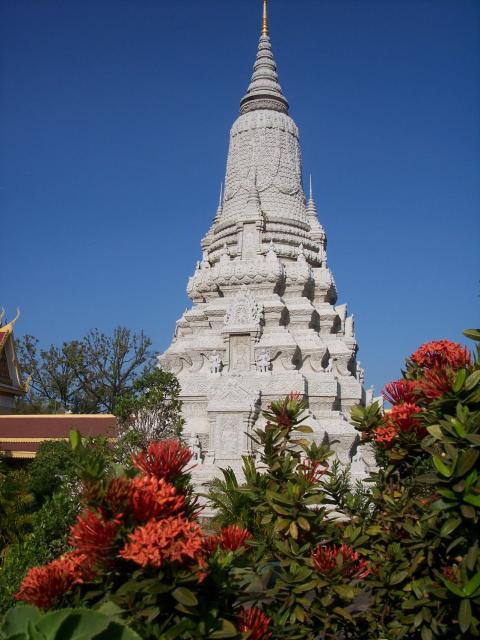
[221, 416, 238, 455]
[366, 386, 374, 406]
[256, 349, 270, 373]
[187, 433, 202, 462]
[209, 351, 222, 374]
[356, 361, 365, 385]
[235, 344, 250, 371]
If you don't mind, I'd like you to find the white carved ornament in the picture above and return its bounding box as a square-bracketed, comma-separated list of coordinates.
[224, 288, 262, 329]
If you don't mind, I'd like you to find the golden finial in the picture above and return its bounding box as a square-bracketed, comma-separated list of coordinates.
[262, 0, 269, 36]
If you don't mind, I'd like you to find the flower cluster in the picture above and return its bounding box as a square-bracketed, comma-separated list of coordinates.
[15, 439, 196, 608]
[132, 439, 193, 481]
[312, 544, 370, 579]
[217, 525, 252, 551]
[373, 339, 470, 448]
[15, 437, 255, 614]
[374, 403, 424, 447]
[119, 516, 206, 568]
[411, 339, 470, 370]
[417, 366, 455, 399]
[238, 607, 272, 639]
[382, 379, 419, 405]
[16, 551, 93, 609]
[129, 474, 184, 521]
[69, 507, 122, 559]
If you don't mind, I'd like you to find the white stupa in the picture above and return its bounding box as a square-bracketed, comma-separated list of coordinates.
[160, 1, 371, 486]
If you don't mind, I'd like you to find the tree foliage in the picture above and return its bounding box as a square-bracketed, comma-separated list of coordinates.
[115, 368, 184, 458]
[16, 328, 154, 414]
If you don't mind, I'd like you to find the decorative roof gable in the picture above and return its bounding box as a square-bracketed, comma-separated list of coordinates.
[0, 309, 28, 398]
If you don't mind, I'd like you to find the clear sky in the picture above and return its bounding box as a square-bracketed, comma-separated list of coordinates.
[1, 0, 479, 395]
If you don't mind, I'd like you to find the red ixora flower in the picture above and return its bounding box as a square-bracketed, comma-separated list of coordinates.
[15, 551, 94, 609]
[131, 439, 193, 481]
[386, 402, 423, 434]
[411, 340, 470, 371]
[218, 525, 252, 551]
[374, 423, 397, 447]
[382, 379, 419, 406]
[238, 608, 272, 640]
[300, 457, 328, 485]
[104, 476, 131, 514]
[129, 475, 184, 521]
[418, 366, 454, 399]
[119, 516, 205, 568]
[312, 544, 370, 579]
[69, 508, 121, 559]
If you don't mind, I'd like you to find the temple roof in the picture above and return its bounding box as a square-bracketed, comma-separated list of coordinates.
[0, 414, 117, 458]
[0, 309, 27, 399]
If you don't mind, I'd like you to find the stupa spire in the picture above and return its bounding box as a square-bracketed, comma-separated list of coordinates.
[262, 0, 269, 36]
[213, 183, 223, 223]
[240, 0, 289, 115]
[306, 174, 317, 215]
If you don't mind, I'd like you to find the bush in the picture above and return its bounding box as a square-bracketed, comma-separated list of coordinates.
[1, 329, 479, 639]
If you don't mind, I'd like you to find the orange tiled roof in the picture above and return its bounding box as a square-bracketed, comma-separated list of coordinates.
[0, 414, 117, 458]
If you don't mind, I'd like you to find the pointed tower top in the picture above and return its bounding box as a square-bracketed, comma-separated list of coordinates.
[213, 182, 224, 224]
[262, 0, 269, 36]
[240, 0, 289, 115]
[306, 175, 317, 216]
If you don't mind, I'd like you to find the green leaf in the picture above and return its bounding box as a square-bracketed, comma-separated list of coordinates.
[37, 609, 110, 640]
[453, 368, 467, 392]
[297, 516, 310, 531]
[427, 425, 444, 439]
[443, 579, 465, 597]
[421, 627, 433, 640]
[390, 570, 409, 586]
[464, 572, 480, 597]
[456, 450, 480, 477]
[464, 493, 480, 507]
[459, 599, 472, 633]
[266, 490, 294, 506]
[95, 602, 124, 619]
[433, 455, 453, 478]
[416, 473, 441, 485]
[172, 587, 198, 608]
[461, 504, 476, 519]
[465, 370, 480, 391]
[296, 426, 313, 434]
[333, 585, 355, 599]
[440, 518, 461, 537]
[1, 606, 41, 637]
[69, 430, 82, 451]
[208, 619, 239, 639]
[464, 329, 480, 342]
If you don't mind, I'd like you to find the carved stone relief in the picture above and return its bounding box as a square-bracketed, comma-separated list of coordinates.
[230, 335, 251, 372]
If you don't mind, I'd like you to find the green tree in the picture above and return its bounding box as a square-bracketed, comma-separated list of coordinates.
[0, 491, 79, 613]
[16, 327, 154, 414]
[28, 441, 76, 502]
[0, 463, 34, 554]
[114, 368, 183, 458]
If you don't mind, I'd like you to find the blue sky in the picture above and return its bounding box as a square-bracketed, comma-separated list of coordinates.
[1, 0, 479, 395]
